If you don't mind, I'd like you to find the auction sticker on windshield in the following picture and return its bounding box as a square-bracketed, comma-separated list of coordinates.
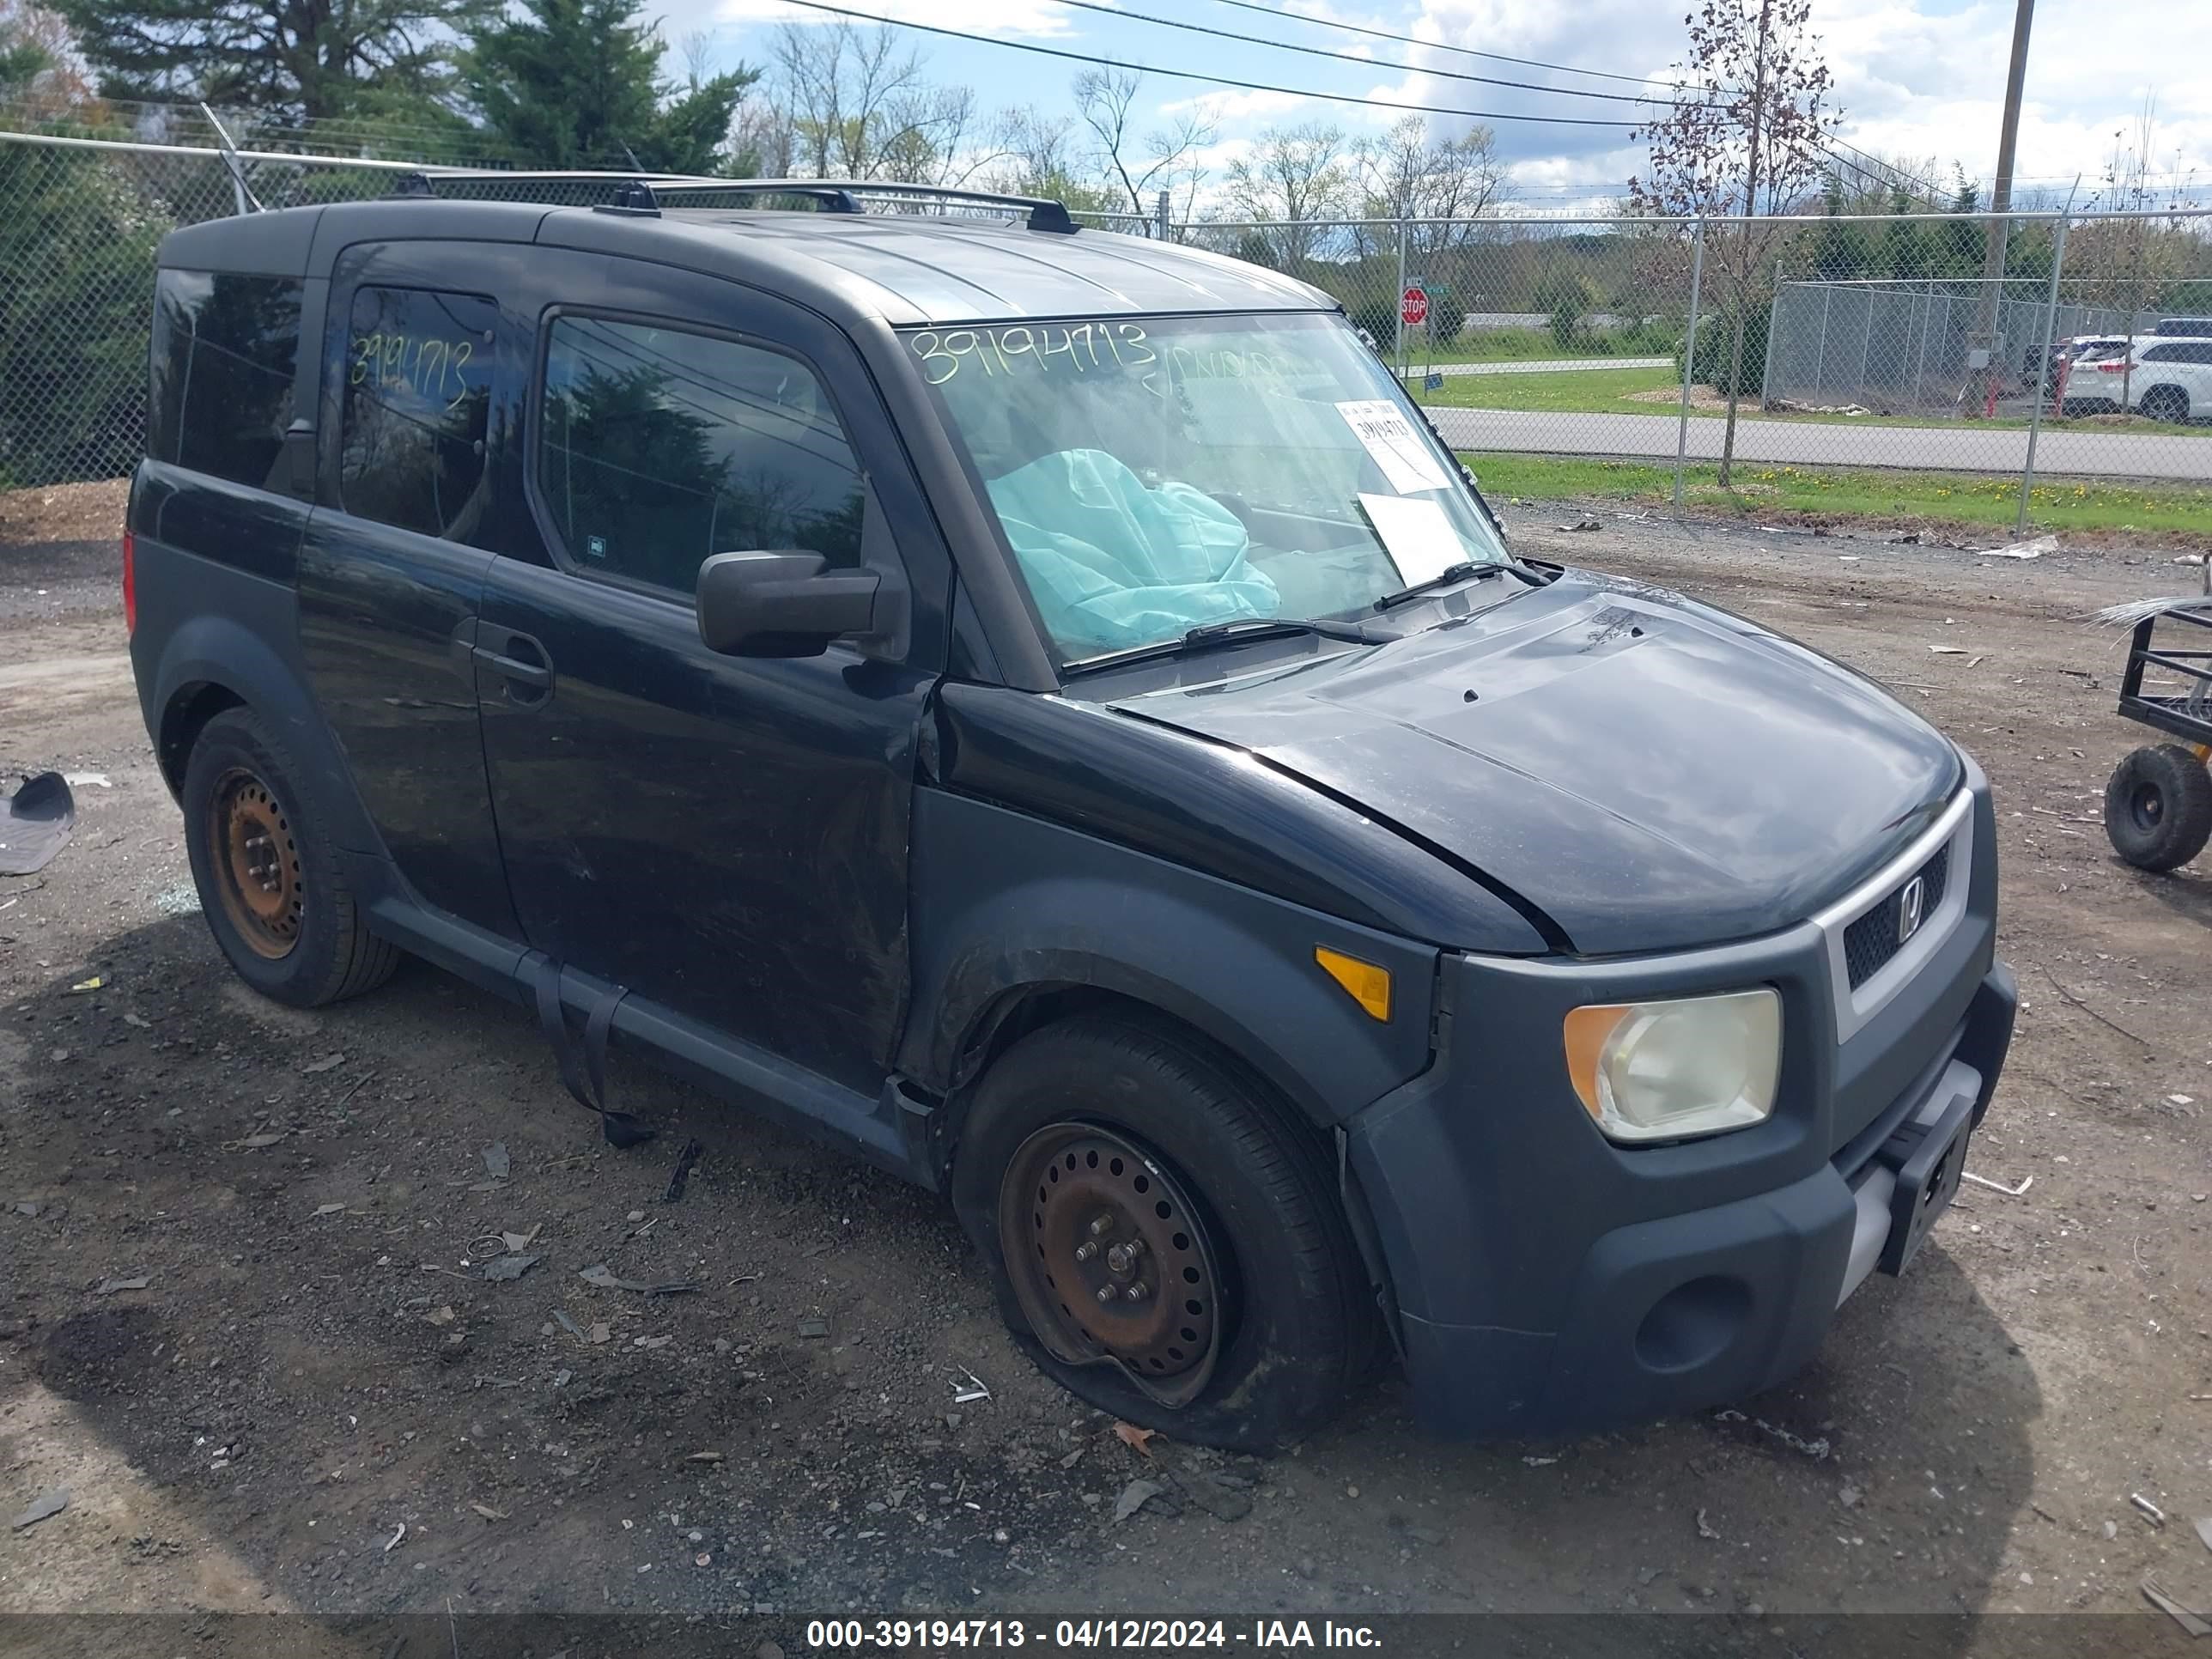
[1334, 400, 1450, 495]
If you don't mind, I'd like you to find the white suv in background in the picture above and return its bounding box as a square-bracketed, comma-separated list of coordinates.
[2101, 337, 2212, 422]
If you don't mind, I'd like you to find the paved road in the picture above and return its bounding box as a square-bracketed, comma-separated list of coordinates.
[1398, 355, 1673, 378]
[1431, 404, 2212, 480]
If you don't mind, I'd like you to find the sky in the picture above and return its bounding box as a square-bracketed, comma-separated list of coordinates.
[675, 0, 2212, 218]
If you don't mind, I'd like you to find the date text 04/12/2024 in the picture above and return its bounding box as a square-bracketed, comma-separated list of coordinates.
[804, 1620, 1382, 1650]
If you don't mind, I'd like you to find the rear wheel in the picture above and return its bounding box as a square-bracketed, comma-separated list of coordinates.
[951, 1014, 1374, 1451]
[2140, 386, 2191, 424]
[181, 707, 399, 1005]
[2104, 744, 2212, 872]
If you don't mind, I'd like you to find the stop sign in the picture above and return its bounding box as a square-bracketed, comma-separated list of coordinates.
[1401, 286, 1429, 327]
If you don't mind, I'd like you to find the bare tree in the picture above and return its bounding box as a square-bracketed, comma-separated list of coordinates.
[1630, 0, 1840, 483]
[770, 21, 957, 181]
[1073, 67, 1213, 232]
[677, 28, 715, 92]
[1224, 120, 1354, 269]
[729, 92, 793, 179]
[1353, 114, 1508, 257]
[975, 106, 1121, 214]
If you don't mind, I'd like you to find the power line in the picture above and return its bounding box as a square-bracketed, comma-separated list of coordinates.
[1194, 0, 1698, 93]
[1193, 0, 1961, 202]
[763, 0, 1648, 127]
[1038, 0, 1702, 109]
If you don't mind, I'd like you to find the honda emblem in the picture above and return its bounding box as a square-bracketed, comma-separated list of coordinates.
[1896, 875, 1926, 944]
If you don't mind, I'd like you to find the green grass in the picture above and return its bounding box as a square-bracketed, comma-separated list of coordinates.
[1462, 453, 2212, 536]
[1413, 367, 2209, 437]
[1400, 326, 1678, 365]
[1412, 364, 1686, 413]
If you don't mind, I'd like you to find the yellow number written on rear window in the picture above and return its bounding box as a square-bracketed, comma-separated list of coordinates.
[349, 331, 477, 410]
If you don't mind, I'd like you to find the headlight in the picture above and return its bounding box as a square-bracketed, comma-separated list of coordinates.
[1563, 988, 1782, 1144]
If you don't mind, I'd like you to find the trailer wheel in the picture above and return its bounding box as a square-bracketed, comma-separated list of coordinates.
[2104, 744, 2212, 872]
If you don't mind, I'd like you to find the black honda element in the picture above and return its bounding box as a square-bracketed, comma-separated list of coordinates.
[127, 178, 2014, 1447]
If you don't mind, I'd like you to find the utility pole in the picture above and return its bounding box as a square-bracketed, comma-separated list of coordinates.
[1966, 0, 2035, 412]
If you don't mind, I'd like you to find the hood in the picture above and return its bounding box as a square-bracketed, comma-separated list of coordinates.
[1108, 571, 1961, 955]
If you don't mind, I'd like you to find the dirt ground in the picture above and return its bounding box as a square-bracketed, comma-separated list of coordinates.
[5, 489, 2212, 1648]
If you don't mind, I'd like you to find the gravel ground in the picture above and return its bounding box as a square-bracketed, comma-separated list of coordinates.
[4, 498, 2212, 1649]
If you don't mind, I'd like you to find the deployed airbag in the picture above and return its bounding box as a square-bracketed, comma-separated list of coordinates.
[986, 448, 1278, 653]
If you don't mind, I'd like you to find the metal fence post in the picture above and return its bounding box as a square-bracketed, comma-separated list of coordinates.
[1913, 283, 1932, 395]
[1813, 286, 1832, 399]
[2017, 212, 2069, 535]
[1154, 188, 1169, 241]
[1856, 288, 1875, 402]
[1758, 258, 1780, 409]
[1393, 213, 1407, 378]
[1674, 219, 1705, 512]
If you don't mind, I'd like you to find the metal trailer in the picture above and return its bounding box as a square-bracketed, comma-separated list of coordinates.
[2105, 602, 2212, 872]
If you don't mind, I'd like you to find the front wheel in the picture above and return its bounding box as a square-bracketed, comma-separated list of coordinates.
[2104, 743, 2212, 872]
[951, 1015, 1375, 1451]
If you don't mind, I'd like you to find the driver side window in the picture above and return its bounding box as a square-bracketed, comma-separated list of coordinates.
[535, 316, 866, 594]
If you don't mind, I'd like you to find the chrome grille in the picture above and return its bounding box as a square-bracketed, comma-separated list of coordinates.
[1841, 844, 1952, 990]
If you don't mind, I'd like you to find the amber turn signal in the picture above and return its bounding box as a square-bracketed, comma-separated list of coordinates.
[1314, 946, 1391, 1022]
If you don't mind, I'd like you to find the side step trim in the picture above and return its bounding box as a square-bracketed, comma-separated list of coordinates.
[349, 855, 934, 1188]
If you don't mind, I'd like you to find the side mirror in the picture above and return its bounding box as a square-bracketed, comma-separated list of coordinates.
[696, 550, 879, 659]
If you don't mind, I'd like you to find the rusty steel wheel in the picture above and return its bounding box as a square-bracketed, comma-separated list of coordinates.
[207, 768, 303, 959]
[998, 1121, 1226, 1408]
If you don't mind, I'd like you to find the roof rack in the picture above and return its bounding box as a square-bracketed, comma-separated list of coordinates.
[783, 180, 1079, 234]
[386, 171, 1077, 233]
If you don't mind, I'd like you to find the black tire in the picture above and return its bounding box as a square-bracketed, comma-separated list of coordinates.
[951, 1014, 1374, 1451]
[2141, 386, 2191, 424]
[180, 706, 400, 1006]
[2104, 744, 2212, 872]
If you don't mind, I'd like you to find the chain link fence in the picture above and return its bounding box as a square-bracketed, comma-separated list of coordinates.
[1194, 207, 2212, 534]
[2, 112, 2209, 539]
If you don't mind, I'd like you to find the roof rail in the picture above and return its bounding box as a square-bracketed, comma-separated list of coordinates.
[383, 170, 1076, 232]
[835, 180, 1079, 234]
[632, 179, 865, 213]
[387, 171, 865, 215]
[629, 179, 1078, 231]
[602, 179, 661, 216]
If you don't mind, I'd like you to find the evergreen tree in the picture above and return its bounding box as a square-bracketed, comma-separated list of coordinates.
[0, 5, 171, 485]
[461, 0, 757, 174]
[1880, 185, 1936, 279]
[48, 0, 489, 120]
[1941, 168, 1983, 276]
[1804, 170, 1874, 278]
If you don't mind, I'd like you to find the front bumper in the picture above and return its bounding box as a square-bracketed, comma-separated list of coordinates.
[1346, 772, 2014, 1440]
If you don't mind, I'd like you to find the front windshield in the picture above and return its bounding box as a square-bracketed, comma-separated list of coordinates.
[907, 312, 1509, 663]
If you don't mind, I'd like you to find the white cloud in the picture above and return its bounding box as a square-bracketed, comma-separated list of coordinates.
[1158, 88, 1316, 125]
[706, 0, 2212, 210]
[1817, 0, 2211, 194]
[1390, 0, 2212, 203]
[714, 0, 1079, 38]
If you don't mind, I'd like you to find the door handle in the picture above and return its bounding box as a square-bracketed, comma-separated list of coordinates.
[474, 633, 553, 697]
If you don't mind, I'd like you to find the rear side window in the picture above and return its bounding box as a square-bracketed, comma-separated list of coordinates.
[2144, 344, 2180, 362]
[534, 315, 865, 595]
[148, 269, 302, 489]
[339, 286, 498, 540]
